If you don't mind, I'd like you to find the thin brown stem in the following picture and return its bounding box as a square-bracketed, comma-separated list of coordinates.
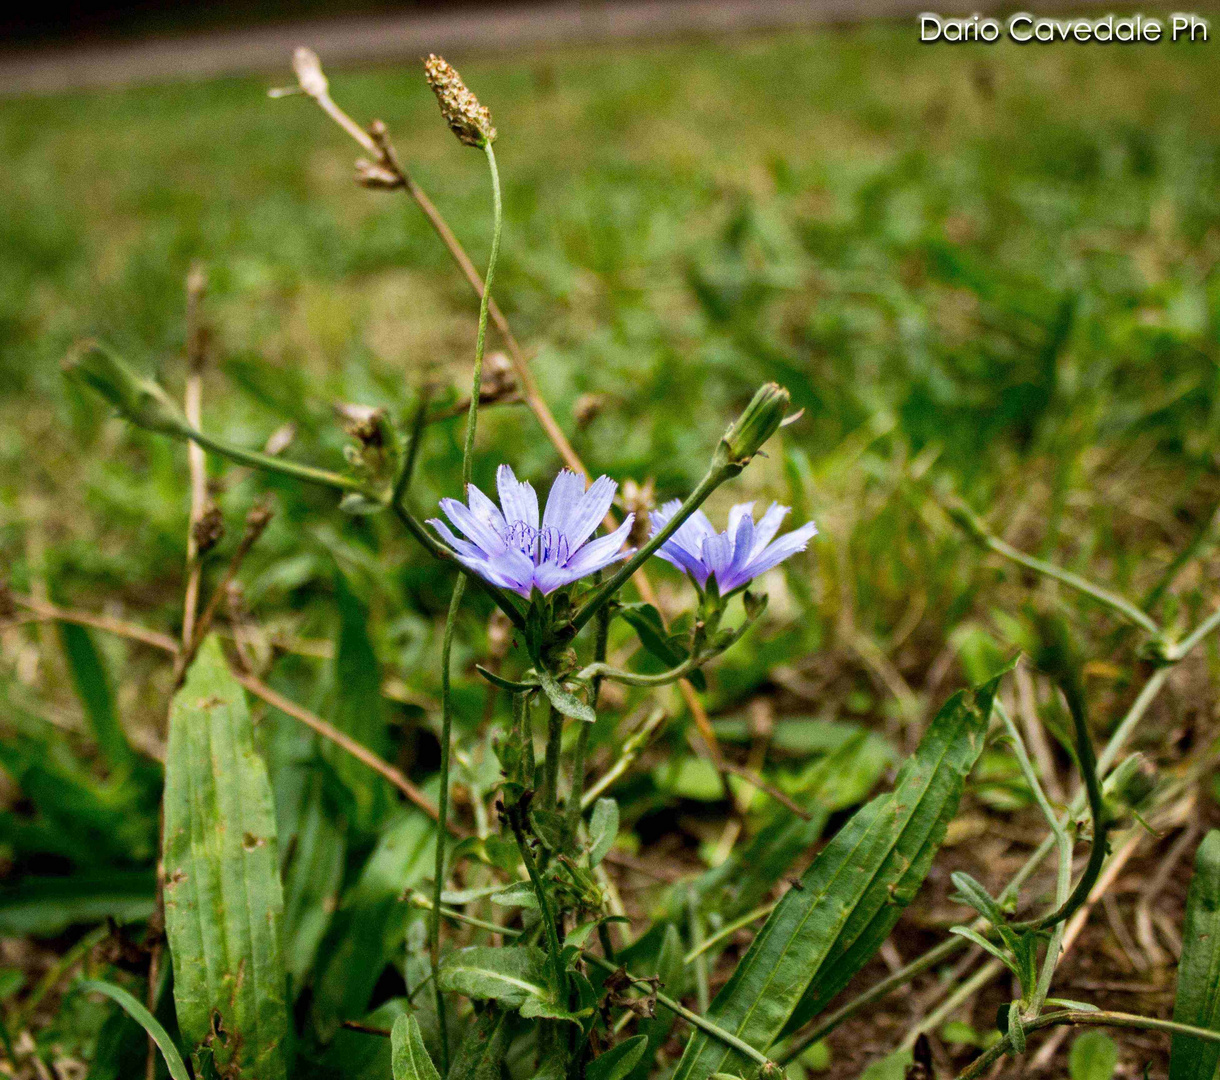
[289, 48, 722, 758]
[10, 593, 179, 653]
[174, 503, 272, 681]
[181, 264, 209, 653]
[232, 668, 460, 833]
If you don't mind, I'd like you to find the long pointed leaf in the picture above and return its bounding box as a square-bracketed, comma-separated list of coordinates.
[162, 636, 288, 1080]
[1170, 829, 1220, 1080]
[78, 979, 191, 1080]
[672, 675, 1002, 1080]
[58, 623, 135, 771]
[328, 570, 391, 830]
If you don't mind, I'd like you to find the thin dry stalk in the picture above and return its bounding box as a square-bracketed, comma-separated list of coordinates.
[284, 48, 723, 762]
[175, 502, 273, 681]
[231, 667, 457, 833]
[10, 593, 178, 654]
[181, 264, 210, 651]
[1016, 661, 1065, 804]
[1134, 823, 1196, 969]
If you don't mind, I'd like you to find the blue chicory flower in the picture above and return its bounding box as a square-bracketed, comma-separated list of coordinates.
[429, 466, 635, 598]
[650, 500, 817, 594]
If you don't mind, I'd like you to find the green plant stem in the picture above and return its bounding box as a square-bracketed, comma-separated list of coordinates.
[406, 891, 522, 937]
[428, 136, 503, 1079]
[391, 389, 431, 509]
[955, 1010, 1220, 1080]
[582, 953, 776, 1070]
[431, 574, 463, 1075]
[1169, 607, 1220, 660]
[688, 893, 710, 1013]
[578, 602, 762, 687]
[582, 706, 667, 809]
[461, 140, 500, 487]
[569, 464, 732, 636]
[177, 423, 366, 492]
[14, 923, 109, 1030]
[903, 957, 1005, 1051]
[566, 584, 609, 837]
[542, 704, 564, 812]
[683, 901, 777, 966]
[1010, 674, 1107, 934]
[776, 936, 964, 1064]
[510, 811, 568, 994]
[944, 496, 1161, 636]
[995, 699, 1072, 1014]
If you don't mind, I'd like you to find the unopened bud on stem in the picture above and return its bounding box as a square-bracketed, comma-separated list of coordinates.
[64, 341, 189, 438]
[716, 382, 789, 471]
[423, 54, 496, 148]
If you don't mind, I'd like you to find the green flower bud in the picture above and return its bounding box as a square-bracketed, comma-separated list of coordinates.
[716, 382, 789, 472]
[64, 340, 188, 437]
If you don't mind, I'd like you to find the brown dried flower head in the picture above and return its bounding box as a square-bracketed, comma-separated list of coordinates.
[424, 54, 496, 148]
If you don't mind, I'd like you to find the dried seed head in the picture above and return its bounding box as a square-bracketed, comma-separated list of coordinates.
[480, 352, 516, 401]
[424, 54, 496, 148]
[355, 158, 403, 189]
[572, 393, 604, 430]
[192, 504, 226, 556]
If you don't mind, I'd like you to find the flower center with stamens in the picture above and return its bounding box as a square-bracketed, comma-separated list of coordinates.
[538, 526, 570, 565]
[505, 519, 538, 555]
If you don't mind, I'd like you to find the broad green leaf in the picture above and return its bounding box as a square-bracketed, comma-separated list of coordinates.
[589, 798, 619, 867]
[1170, 829, 1220, 1080]
[310, 808, 434, 1037]
[448, 1006, 512, 1080]
[672, 675, 1002, 1080]
[685, 730, 887, 923]
[1069, 1030, 1118, 1080]
[519, 996, 592, 1025]
[491, 881, 540, 909]
[438, 945, 552, 1007]
[0, 871, 154, 936]
[328, 570, 391, 830]
[391, 1013, 442, 1080]
[58, 623, 134, 771]
[536, 666, 596, 724]
[588, 1035, 649, 1080]
[162, 636, 288, 1080]
[78, 979, 191, 1080]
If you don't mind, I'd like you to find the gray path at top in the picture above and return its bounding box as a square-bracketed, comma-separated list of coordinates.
[0, 0, 1090, 98]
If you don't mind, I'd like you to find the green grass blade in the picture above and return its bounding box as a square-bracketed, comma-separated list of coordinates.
[328, 570, 391, 831]
[672, 674, 1002, 1080]
[309, 808, 434, 1038]
[1170, 829, 1220, 1080]
[58, 622, 134, 771]
[162, 636, 289, 1080]
[77, 978, 191, 1080]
